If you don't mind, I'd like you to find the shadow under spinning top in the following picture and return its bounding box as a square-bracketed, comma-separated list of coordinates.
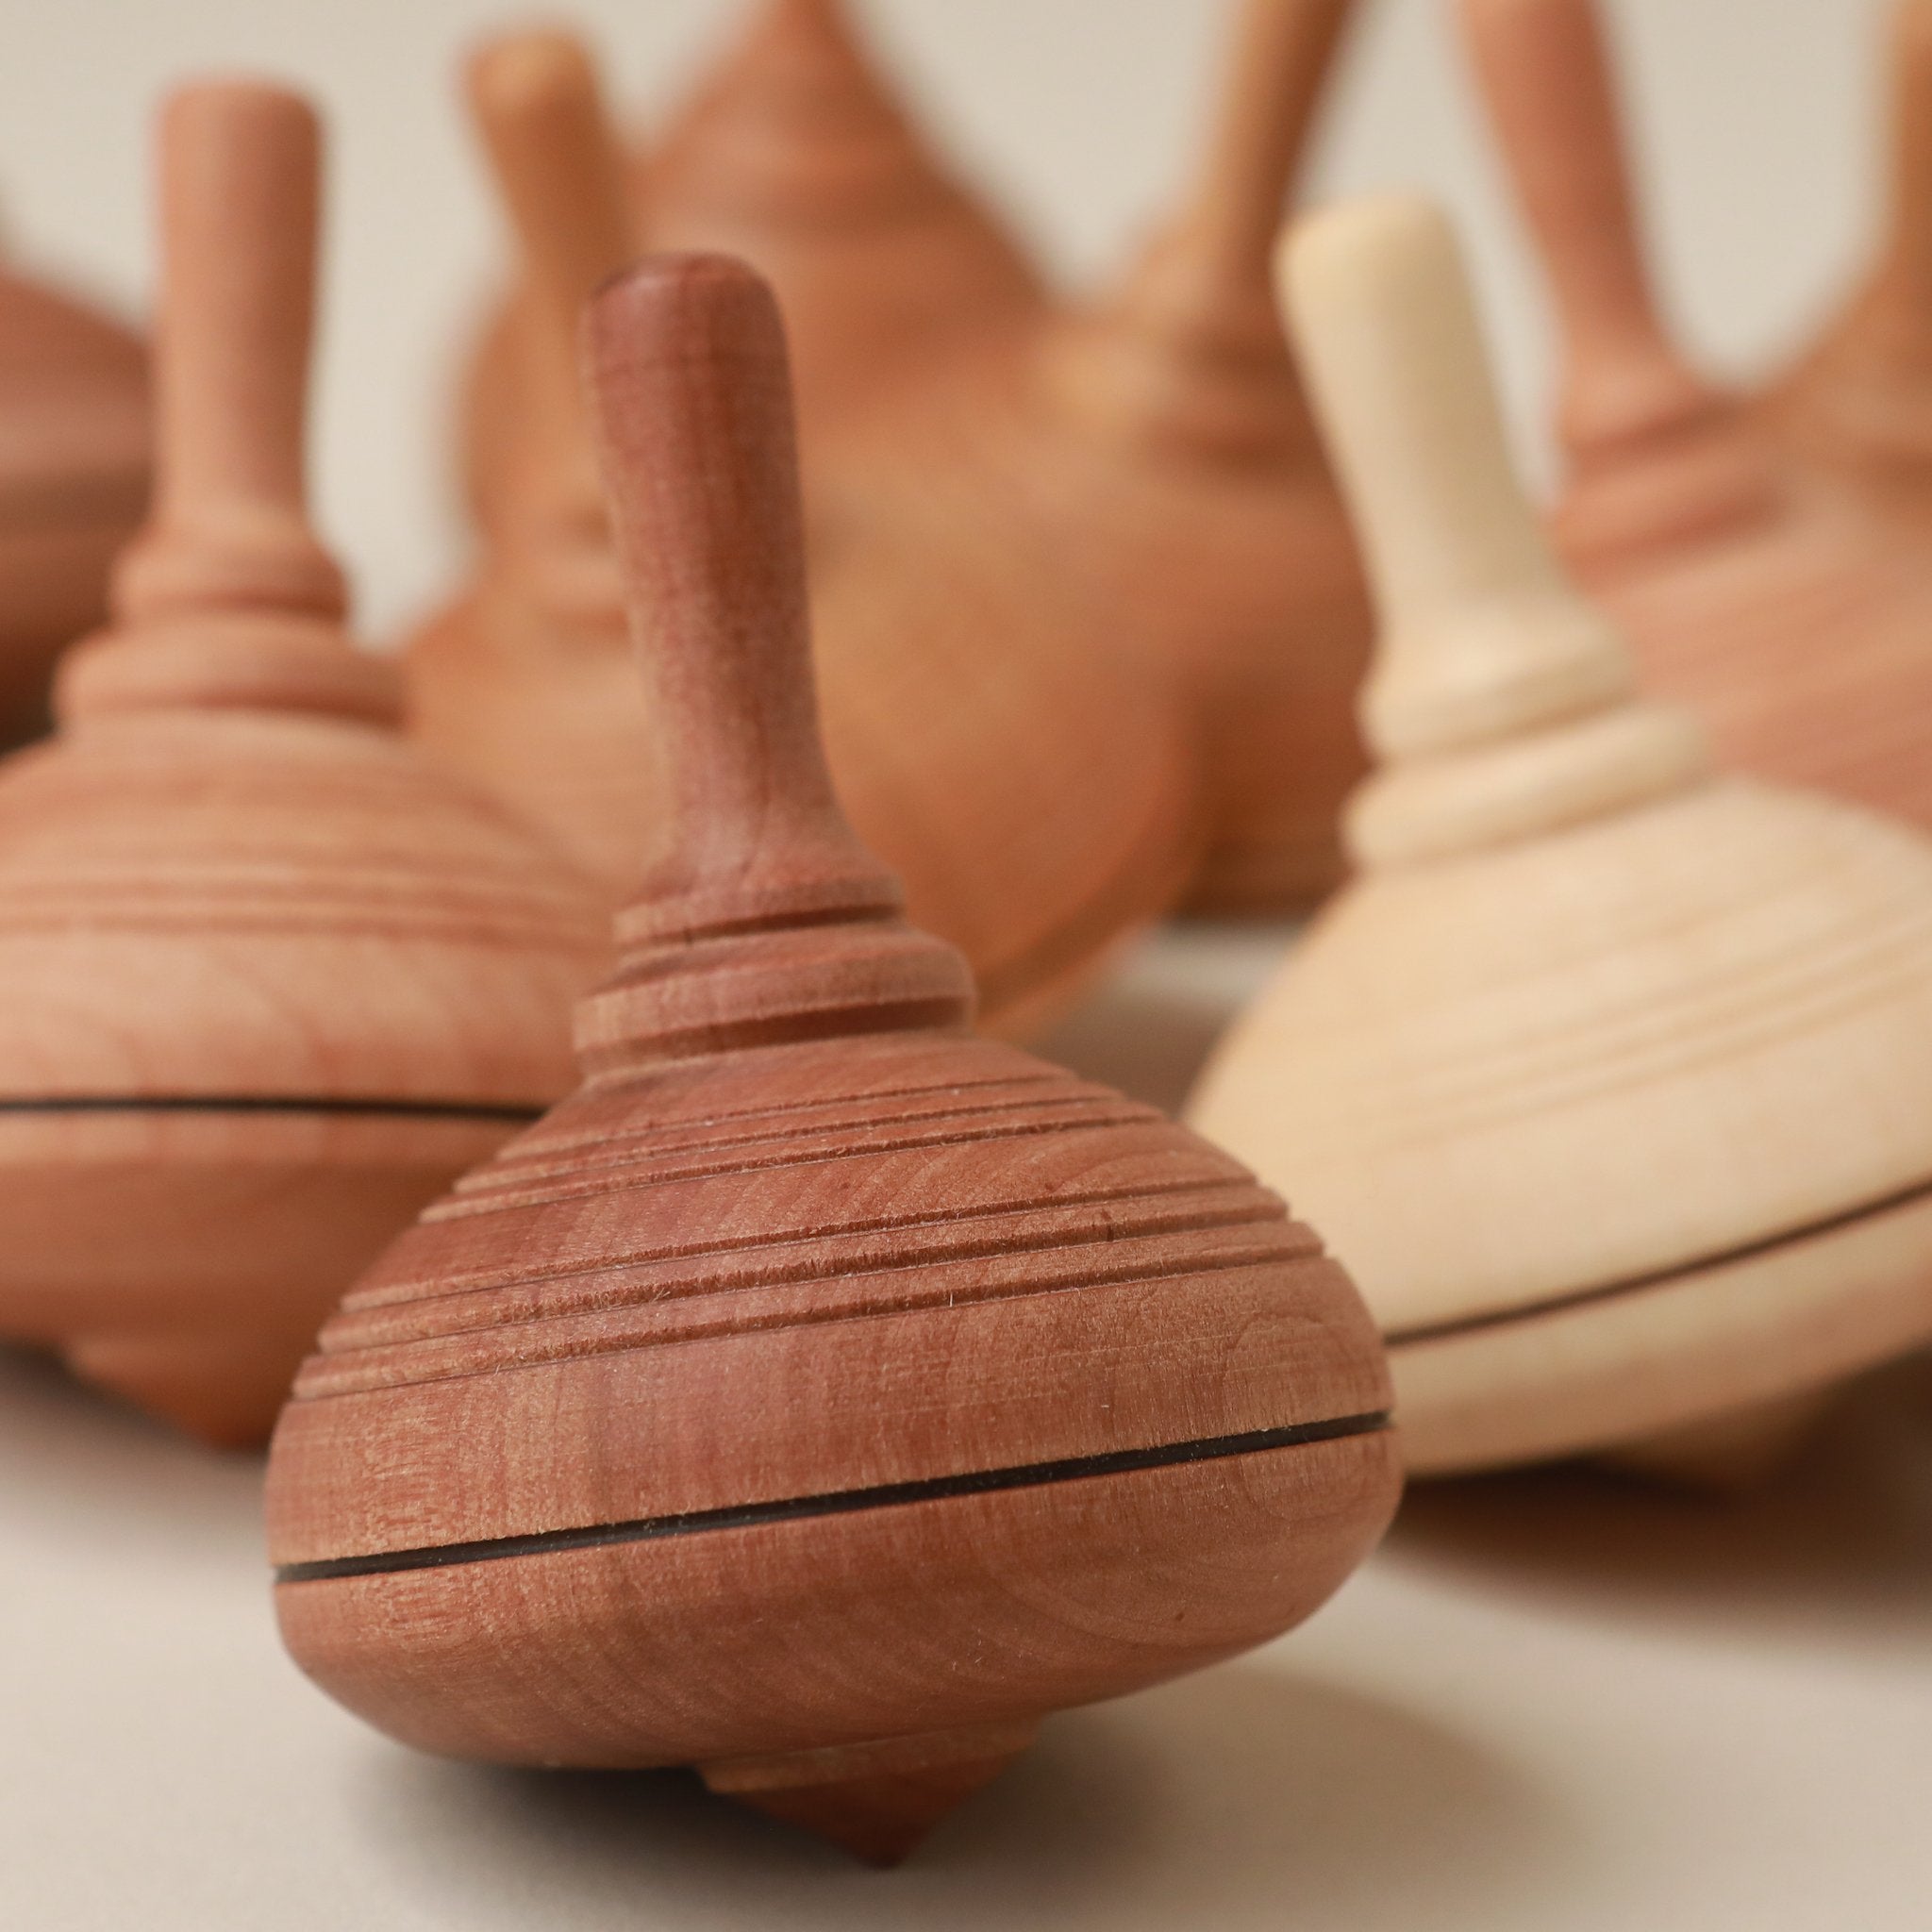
[268, 255, 1399, 1864]
[1460, 0, 1932, 836]
[0, 82, 604, 1447]
[0, 247, 148, 746]
[1188, 196, 1932, 1488]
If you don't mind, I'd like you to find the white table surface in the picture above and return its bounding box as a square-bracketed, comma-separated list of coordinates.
[2, 923, 1928, 1930]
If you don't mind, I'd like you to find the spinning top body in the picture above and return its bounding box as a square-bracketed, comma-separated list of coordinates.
[1462, 0, 1932, 835]
[1188, 199, 1932, 1480]
[0, 85, 603, 1447]
[270, 257, 1397, 1862]
[411, 29, 1198, 1039]
[0, 261, 148, 744]
[450, 1, 1371, 918]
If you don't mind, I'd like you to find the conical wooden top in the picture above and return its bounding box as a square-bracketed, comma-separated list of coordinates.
[1189, 196, 1932, 1479]
[267, 255, 1398, 1859]
[415, 30, 1198, 1034]
[443, 3, 1369, 923]
[0, 79, 603, 1445]
[645, 0, 1041, 428]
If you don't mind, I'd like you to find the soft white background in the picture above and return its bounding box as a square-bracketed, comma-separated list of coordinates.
[0, 0, 1899, 632]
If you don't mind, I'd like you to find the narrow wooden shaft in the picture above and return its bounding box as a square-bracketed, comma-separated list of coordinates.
[1179, 0, 1357, 300]
[1283, 196, 1705, 867]
[467, 32, 633, 450]
[582, 255, 879, 913]
[1282, 199, 1561, 633]
[1874, 0, 1932, 328]
[1460, 0, 1709, 447]
[116, 81, 342, 622]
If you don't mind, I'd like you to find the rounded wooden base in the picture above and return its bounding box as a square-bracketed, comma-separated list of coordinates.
[1387, 1178, 1932, 1476]
[273, 1432, 1398, 1856]
[699, 1720, 1037, 1865]
[0, 1108, 532, 1446]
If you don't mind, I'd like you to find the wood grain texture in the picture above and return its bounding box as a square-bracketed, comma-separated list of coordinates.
[1186, 197, 1932, 1480]
[441, 1, 1371, 922]
[0, 80, 604, 1447]
[1460, 0, 1932, 837]
[0, 261, 149, 746]
[270, 254, 1399, 1861]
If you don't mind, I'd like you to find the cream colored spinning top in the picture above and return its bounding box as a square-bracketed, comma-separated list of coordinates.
[1188, 197, 1932, 1482]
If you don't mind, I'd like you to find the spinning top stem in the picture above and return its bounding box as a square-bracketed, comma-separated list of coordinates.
[113, 83, 343, 625]
[467, 32, 633, 512]
[578, 258, 973, 1063]
[1461, 0, 1777, 559]
[1458, 0, 1706, 454]
[1869, 0, 1932, 332]
[1284, 196, 1707, 867]
[1181, 0, 1356, 304]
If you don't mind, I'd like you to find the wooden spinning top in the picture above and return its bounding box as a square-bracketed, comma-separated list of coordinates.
[643, 0, 1041, 437]
[1188, 197, 1932, 1483]
[269, 256, 1397, 1863]
[1461, 0, 1932, 833]
[412, 26, 1198, 1038]
[1012, 0, 1371, 910]
[0, 248, 148, 745]
[414, 33, 647, 890]
[1766, 0, 1932, 524]
[0, 82, 604, 1447]
[453, 1, 1370, 918]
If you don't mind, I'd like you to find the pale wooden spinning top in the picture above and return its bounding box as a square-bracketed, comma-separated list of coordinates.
[0, 251, 148, 745]
[1462, 0, 1932, 836]
[411, 25, 1198, 1038]
[269, 255, 1398, 1863]
[0, 81, 604, 1446]
[452, 0, 1372, 916]
[1188, 196, 1932, 1484]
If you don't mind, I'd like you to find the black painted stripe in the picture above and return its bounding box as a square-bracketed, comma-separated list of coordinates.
[1387, 1167, 1932, 1348]
[274, 1411, 1391, 1584]
[0, 1094, 543, 1123]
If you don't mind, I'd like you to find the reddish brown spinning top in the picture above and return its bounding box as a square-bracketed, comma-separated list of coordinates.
[1767, 0, 1932, 525]
[453, 0, 1371, 916]
[0, 82, 604, 1446]
[0, 251, 148, 744]
[269, 256, 1397, 1865]
[1462, 0, 1932, 832]
[413, 27, 1198, 1038]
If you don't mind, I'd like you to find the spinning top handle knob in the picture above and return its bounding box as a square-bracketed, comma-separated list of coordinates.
[1282, 197, 1706, 861]
[583, 256, 899, 933]
[1181, 0, 1357, 297]
[113, 81, 345, 624]
[1459, 0, 1713, 451]
[467, 32, 633, 448]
